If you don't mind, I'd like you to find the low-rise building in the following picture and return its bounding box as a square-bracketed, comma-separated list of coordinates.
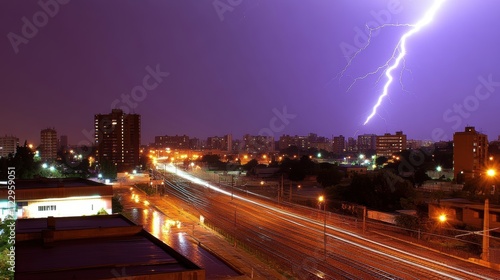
[16, 214, 205, 279]
[376, 131, 407, 157]
[428, 198, 500, 230]
[0, 178, 112, 220]
[0, 135, 19, 158]
[339, 165, 368, 178]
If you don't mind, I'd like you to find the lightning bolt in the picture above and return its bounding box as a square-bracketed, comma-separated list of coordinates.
[341, 0, 447, 125]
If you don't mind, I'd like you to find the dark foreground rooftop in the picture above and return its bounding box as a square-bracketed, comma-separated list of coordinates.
[16, 214, 205, 280]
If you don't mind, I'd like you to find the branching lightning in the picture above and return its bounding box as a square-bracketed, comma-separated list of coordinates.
[341, 0, 447, 125]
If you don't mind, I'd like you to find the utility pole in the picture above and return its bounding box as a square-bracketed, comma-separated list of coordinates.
[231, 175, 234, 200]
[280, 173, 284, 203]
[362, 206, 367, 234]
[482, 198, 490, 262]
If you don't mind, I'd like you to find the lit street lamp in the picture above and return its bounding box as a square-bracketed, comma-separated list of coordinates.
[438, 214, 447, 223]
[482, 168, 496, 262]
[318, 195, 327, 259]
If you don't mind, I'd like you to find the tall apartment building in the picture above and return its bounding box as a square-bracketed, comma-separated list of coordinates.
[40, 128, 58, 162]
[453, 126, 488, 180]
[0, 135, 19, 158]
[376, 131, 407, 157]
[357, 134, 377, 154]
[95, 109, 140, 172]
[332, 135, 346, 155]
[242, 134, 274, 153]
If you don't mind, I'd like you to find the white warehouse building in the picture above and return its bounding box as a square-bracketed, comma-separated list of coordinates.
[0, 178, 112, 220]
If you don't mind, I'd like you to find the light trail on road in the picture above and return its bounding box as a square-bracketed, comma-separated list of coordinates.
[157, 163, 497, 279]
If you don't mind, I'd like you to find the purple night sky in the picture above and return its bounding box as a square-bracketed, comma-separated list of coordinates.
[1, 0, 499, 146]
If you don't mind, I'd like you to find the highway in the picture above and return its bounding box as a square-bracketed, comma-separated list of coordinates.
[154, 163, 499, 279]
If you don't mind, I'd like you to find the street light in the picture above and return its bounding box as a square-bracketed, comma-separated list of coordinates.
[482, 168, 496, 262]
[318, 195, 326, 259]
[438, 214, 447, 223]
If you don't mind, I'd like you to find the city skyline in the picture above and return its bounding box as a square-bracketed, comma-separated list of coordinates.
[2, 1, 500, 145]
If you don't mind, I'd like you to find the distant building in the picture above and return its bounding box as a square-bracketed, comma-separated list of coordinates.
[428, 199, 500, 231]
[346, 137, 357, 153]
[310, 140, 332, 152]
[95, 109, 140, 172]
[357, 134, 377, 154]
[278, 135, 310, 150]
[407, 139, 423, 150]
[332, 135, 346, 155]
[59, 135, 68, 149]
[154, 135, 190, 150]
[232, 139, 242, 152]
[242, 134, 274, 153]
[339, 165, 368, 178]
[40, 128, 58, 162]
[0, 178, 112, 219]
[433, 141, 454, 169]
[189, 137, 202, 150]
[453, 126, 488, 180]
[16, 215, 205, 279]
[0, 135, 19, 158]
[376, 131, 407, 157]
[207, 134, 232, 151]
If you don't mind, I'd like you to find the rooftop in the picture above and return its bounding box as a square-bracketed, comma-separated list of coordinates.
[0, 178, 112, 201]
[16, 214, 204, 280]
[1, 177, 105, 190]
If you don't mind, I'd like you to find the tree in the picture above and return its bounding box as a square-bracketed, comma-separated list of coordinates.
[112, 195, 124, 213]
[414, 168, 431, 186]
[200, 154, 225, 170]
[0, 248, 14, 280]
[0, 158, 8, 181]
[395, 214, 419, 234]
[316, 164, 342, 188]
[0, 218, 15, 280]
[280, 145, 300, 157]
[375, 156, 388, 167]
[10, 143, 38, 179]
[242, 159, 259, 172]
[99, 159, 117, 179]
[288, 161, 306, 181]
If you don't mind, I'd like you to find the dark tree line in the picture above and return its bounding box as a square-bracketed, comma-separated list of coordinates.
[328, 171, 421, 212]
[0, 143, 38, 180]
